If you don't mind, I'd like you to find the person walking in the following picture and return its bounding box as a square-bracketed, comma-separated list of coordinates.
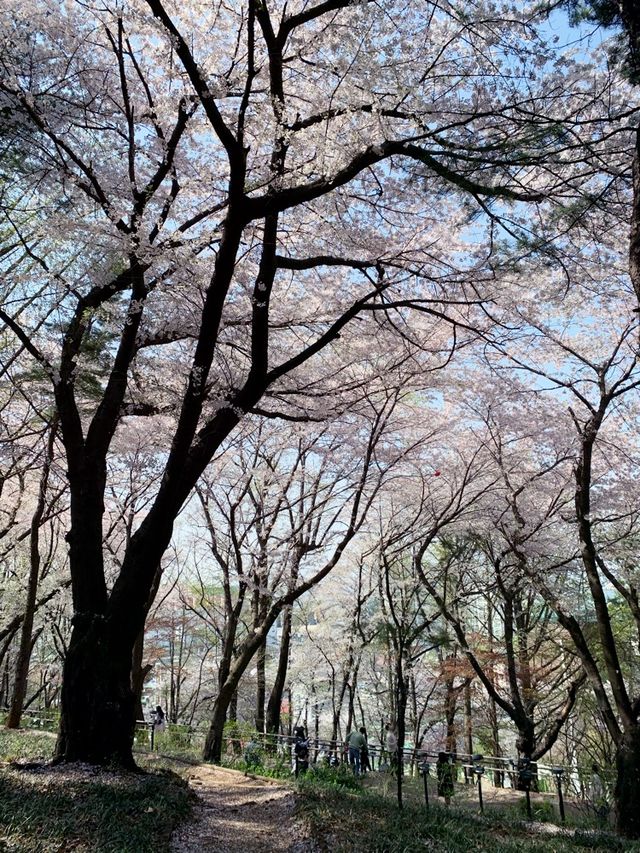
[150, 705, 165, 750]
[151, 705, 166, 733]
[293, 726, 310, 776]
[385, 723, 398, 773]
[436, 751, 455, 806]
[345, 727, 366, 776]
[359, 726, 371, 773]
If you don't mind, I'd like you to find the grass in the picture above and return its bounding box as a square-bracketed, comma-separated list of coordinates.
[0, 727, 193, 852]
[0, 727, 57, 762]
[297, 773, 640, 853]
[4, 726, 638, 853]
[133, 724, 206, 764]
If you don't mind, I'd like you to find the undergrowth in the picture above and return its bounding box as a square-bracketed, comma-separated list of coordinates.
[297, 776, 640, 853]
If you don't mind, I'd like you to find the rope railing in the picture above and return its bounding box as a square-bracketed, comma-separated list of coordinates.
[131, 721, 611, 778]
[0, 714, 604, 825]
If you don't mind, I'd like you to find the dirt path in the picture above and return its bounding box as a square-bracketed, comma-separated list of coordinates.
[170, 765, 316, 853]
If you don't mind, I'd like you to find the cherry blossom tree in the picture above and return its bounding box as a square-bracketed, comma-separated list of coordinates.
[0, 0, 629, 767]
[192, 392, 408, 762]
[476, 210, 640, 832]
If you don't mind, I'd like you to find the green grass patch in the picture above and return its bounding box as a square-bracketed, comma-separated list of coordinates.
[221, 751, 293, 780]
[0, 724, 196, 775]
[297, 776, 640, 853]
[0, 727, 56, 762]
[0, 765, 192, 852]
[0, 727, 193, 852]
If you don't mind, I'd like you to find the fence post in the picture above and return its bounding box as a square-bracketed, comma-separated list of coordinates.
[472, 755, 485, 814]
[419, 762, 430, 811]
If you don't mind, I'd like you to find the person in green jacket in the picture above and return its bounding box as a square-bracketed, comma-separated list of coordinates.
[345, 728, 366, 776]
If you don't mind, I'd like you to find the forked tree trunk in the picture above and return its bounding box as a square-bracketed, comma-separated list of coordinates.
[515, 723, 539, 792]
[54, 501, 168, 766]
[203, 611, 280, 762]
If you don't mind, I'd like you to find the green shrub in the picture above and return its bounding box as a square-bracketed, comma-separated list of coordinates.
[305, 762, 361, 791]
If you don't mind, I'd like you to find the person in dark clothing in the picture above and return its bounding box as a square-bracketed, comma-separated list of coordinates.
[436, 751, 454, 805]
[151, 705, 166, 733]
[359, 726, 371, 773]
[293, 726, 310, 776]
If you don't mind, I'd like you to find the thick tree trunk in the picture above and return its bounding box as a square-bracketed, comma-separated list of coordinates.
[444, 674, 458, 754]
[203, 683, 236, 764]
[615, 726, 640, 838]
[55, 619, 136, 767]
[515, 724, 538, 792]
[265, 605, 292, 739]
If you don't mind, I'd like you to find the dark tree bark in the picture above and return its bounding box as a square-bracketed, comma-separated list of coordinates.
[442, 659, 459, 755]
[552, 1, 640, 837]
[265, 605, 292, 739]
[131, 628, 153, 723]
[131, 566, 162, 724]
[615, 726, 640, 838]
[395, 648, 408, 810]
[56, 619, 137, 765]
[330, 661, 353, 749]
[254, 635, 266, 733]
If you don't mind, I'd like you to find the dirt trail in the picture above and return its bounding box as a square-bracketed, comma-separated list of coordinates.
[170, 765, 316, 853]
